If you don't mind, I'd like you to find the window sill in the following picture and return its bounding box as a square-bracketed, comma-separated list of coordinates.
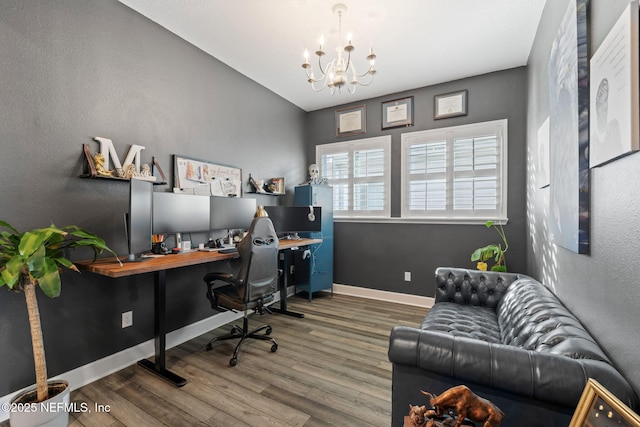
[333, 217, 509, 225]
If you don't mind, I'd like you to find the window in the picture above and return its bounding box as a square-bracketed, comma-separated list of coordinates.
[317, 136, 391, 218]
[401, 119, 507, 222]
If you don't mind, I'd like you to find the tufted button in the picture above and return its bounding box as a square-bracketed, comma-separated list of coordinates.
[472, 289, 477, 293]
[456, 287, 461, 292]
[488, 290, 494, 295]
[449, 299, 454, 302]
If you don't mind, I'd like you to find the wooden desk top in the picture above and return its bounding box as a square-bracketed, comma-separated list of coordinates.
[77, 237, 322, 278]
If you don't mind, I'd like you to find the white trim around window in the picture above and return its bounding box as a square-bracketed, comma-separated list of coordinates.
[316, 135, 391, 219]
[401, 119, 508, 223]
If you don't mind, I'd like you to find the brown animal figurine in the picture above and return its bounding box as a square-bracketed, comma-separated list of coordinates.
[421, 385, 504, 427]
[407, 404, 428, 427]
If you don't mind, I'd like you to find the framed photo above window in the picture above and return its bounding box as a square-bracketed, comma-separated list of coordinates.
[336, 104, 366, 137]
[434, 89, 468, 120]
[382, 96, 414, 129]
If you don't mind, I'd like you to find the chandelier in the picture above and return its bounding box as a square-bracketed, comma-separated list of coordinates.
[301, 3, 377, 94]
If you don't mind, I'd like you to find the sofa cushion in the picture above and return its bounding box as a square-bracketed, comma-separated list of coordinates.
[422, 302, 501, 344]
[434, 268, 522, 309]
[497, 278, 611, 362]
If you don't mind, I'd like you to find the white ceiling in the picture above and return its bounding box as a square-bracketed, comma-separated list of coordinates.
[118, 0, 547, 112]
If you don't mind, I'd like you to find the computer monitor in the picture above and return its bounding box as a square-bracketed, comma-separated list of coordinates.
[263, 206, 322, 236]
[126, 178, 153, 262]
[152, 192, 211, 234]
[209, 196, 257, 230]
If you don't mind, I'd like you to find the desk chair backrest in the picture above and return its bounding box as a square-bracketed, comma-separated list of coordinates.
[236, 216, 279, 303]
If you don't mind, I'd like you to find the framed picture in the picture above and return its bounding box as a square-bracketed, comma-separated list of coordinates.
[589, 1, 639, 168]
[173, 155, 242, 197]
[434, 90, 468, 119]
[569, 379, 640, 427]
[382, 96, 414, 129]
[336, 104, 366, 137]
[548, 0, 590, 254]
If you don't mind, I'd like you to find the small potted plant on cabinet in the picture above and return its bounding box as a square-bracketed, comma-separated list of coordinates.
[0, 220, 118, 427]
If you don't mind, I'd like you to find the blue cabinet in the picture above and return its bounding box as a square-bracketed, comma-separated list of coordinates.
[293, 185, 333, 301]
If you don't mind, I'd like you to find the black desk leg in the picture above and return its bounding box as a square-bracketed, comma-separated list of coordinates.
[271, 250, 305, 318]
[137, 269, 187, 387]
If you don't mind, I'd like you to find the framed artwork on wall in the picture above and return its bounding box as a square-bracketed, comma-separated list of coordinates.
[173, 155, 242, 197]
[336, 104, 366, 137]
[569, 379, 640, 427]
[382, 96, 414, 129]
[434, 90, 468, 119]
[548, 0, 590, 254]
[589, 1, 640, 168]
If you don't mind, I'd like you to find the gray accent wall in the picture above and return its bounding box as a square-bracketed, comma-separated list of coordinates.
[0, 0, 306, 397]
[527, 0, 640, 397]
[306, 68, 528, 296]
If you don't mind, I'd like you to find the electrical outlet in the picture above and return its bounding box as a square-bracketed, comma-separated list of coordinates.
[122, 311, 133, 328]
[404, 271, 411, 282]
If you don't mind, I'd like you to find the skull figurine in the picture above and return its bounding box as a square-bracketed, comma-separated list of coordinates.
[308, 163, 320, 180]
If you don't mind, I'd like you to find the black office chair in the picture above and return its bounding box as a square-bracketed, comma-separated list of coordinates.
[203, 216, 279, 366]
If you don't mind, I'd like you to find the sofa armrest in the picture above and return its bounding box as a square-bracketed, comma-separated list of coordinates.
[389, 326, 638, 409]
[434, 267, 524, 309]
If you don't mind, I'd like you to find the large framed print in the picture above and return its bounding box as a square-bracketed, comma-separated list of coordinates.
[589, 2, 640, 167]
[382, 96, 414, 129]
[434, 90, 468, 119]
[569, 379, 640, 427]
[336, 104, 366, 137]
[173, 155, 242, 197]
[548, 0, 590, 254]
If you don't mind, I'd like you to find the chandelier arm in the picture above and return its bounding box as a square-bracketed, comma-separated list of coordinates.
[304, 67, 319, 83]
[317, 55, 329, 77]
[343, 49, 352, 75]
[355, 78, 374, 87]
[355, 65, 376, 78]
[311, 81, 329, 92]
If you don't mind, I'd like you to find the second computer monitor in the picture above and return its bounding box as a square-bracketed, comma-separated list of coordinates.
[263, 206, 322, 235]
[152, 192, 211, 234]
[209, 196, 257, 230]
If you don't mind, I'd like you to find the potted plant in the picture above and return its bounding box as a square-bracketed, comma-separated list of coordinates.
[0, 220, 119, 426]
[470, 221, 509, 272]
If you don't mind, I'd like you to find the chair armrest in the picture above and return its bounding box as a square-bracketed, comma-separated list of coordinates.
[203, 272, 234, 284]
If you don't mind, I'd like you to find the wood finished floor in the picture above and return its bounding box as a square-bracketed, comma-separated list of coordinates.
[7, 293, 426, 427]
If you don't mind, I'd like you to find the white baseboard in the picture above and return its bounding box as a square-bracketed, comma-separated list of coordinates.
[0, 307, 245, 421]
[328, 283, 434, 308]
[0, 285, 430, 421]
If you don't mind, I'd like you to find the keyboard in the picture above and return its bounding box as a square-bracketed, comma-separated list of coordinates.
[219, 247, 238, 254]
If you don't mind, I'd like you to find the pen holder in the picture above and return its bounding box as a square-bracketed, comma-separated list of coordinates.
[152, 242, 167, 254]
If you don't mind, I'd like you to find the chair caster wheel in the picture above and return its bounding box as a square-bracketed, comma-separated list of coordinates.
[206, 342, 212, 351]
[271, 344, 278, 352]
[266, 327, 272, 335]
[229, 357, 238, 366]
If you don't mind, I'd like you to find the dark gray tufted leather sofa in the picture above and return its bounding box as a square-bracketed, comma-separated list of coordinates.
[388, 267, 638, 427]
